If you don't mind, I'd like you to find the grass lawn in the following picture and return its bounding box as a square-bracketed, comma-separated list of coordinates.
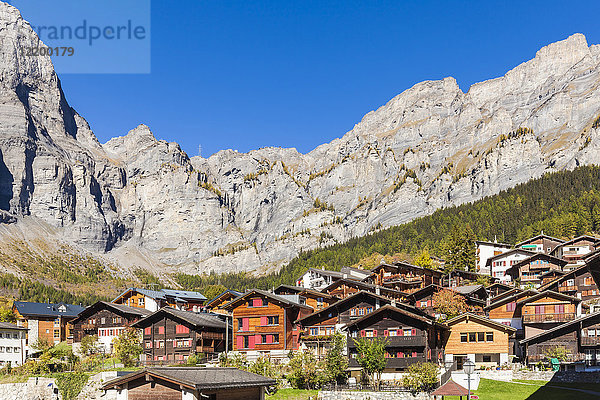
[267, 388, 318, 400]
[470, 378, 600, 400]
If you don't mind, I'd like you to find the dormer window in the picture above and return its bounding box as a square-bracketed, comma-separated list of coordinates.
[58, 305, 66, 313]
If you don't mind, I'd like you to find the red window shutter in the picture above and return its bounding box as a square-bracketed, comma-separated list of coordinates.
[249, 335, 255, 349]
[360, 330, 366, 337]
[243, 318, 249, 331]
[144, 327, 151, 335]
[399, 329, 403, 336]
[158, 326, 164, 334]
[384, 330, 389, 336]
[236, 336, 243, 349]
[267, 334, 273, 344]
[412, 351, 417, 357]
[412, 329, 416, 336]
[373, 330, 378, 337]
[260, 316, 268, 326]
[427, 300, 432, 307]
[253, 299, 262, 307]
[255, 334, 262, 344]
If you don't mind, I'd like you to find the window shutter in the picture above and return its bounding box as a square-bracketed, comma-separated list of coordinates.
[243, 318, 250, 331]
[267, 334, 273, 344]
[236, 336, 243, 349]
[384, 330, 389, 336]
[373, 330, 378, 337]
[412, 351, 417, 357]
[249, 335, 255, 349]
[144, 327, 151, 335]
[398, 329, 403, 336]
[255, 334, 262, 344]
[427, 300, 432, 307]
[412, 329, 416, 336]
[260, 316, 267, 326]
[253, 299, 262, 307]
[360, 330, 366, 337]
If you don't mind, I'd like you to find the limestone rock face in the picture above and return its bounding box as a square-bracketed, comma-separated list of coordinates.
[1, 3, 600, 275]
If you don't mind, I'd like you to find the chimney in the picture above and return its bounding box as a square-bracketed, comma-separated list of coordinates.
[375, 286, 381, 295]
[391, 299, 396, 307]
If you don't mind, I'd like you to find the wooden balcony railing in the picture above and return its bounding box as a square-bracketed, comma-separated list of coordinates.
[581, 337, 600, 346]
[348, 335, 426, 347]
[558, 286, 577, 293]
[523, 313, 575, 324]
[349, 355, 426, 369]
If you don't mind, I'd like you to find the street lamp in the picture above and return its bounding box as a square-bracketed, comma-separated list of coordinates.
[463, 360, 476, 400]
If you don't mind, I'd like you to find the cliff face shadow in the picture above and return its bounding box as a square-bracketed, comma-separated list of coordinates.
[0, 149, 13, 211]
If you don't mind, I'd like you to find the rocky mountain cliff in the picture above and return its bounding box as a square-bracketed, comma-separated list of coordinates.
[1, 2, 600, 276]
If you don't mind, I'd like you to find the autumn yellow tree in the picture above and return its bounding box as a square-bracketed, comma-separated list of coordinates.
[432, 289, 469, 321]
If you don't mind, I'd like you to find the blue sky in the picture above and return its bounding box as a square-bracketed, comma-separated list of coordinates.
[49, 1, 600, 157]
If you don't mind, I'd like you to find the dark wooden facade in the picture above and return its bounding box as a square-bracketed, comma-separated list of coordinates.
[322, 279, 406, 301]
[505, 254, 567, 287]
[70, 302, 151, 343]
[369, 262, 443, 294]
[521, 312, 600, 366]
[345, 305, 448, 371]
[540, 265, 599, 301]
[516, 234, 565, 254]
[518, 291, 581, 340]
[133, 307, 227, 365]
[407, 285, 485, 317]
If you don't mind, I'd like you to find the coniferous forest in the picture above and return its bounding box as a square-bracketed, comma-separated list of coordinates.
[176, 165, 600, 293]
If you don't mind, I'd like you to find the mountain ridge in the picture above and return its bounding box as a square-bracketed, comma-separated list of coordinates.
[1, 2, 600, 277]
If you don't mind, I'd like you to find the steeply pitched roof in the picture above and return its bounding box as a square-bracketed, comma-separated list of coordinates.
[133, 307, 226, 329]
[445, 312, 516, 332]
[0, 322, 27, 331]
[452, 284, 485, 295]
[221, 289, 313, 311]
[507, 253, 568, 271]
[371, 262, 444, 277]
[515, 290, 581, 306]
[102, 367, 276, 391]
[485, 249, 536, 267]
[515, 234, 565, 247]
[484, 289, 538, 310]
[475, 240, 513, 248]
[556, 235, 600, 247]
[344, 304, 447, 330]
[538, 264, 591, 291]
[13, 301, 85, 318]
[296, 290, 428, 325]
[204, 290, 243, 308]
[521, 311, 600, 344]
[71, 301, 152, 324]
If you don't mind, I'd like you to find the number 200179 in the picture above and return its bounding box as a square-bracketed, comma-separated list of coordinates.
[23, 46, 75, 56]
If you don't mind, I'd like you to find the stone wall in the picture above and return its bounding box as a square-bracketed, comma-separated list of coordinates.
[513, 370, 600, 383]
[0, 377, 58, 400]
[318, 391, 430, 400]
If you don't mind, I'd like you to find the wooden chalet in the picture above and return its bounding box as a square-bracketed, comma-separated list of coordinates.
[485, 289, 538, 334]
[295, 291, 426, 359]
[539, 270, 566, 286]
[204, 290, 243, 316]
[516, 234, 565, 254]
[132, 307, 227, 365]
[345, 305, 448, 376]
[406, 285, 485, 318]
[443, 269, 498, 288]
[221, 289, 313, 359]
[539, 264, 599, 301]
[520, 311, 600, 368]
[486, 282, 518, 299]
[13, 301, 85, 347]
[517, 291, 581, 340]
[369, 262, 443, 293]
[504, 253, 567, 287]
[321, 278, 406, 300]
[551, 235, 599, 267]
[102, 367, 276, 400]
[445, 313, 516, 369]
[70, 301, 151, 353]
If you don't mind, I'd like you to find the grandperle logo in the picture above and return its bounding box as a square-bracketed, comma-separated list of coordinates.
[8, 0, 151, 73]
[31, 19, 147, 46]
